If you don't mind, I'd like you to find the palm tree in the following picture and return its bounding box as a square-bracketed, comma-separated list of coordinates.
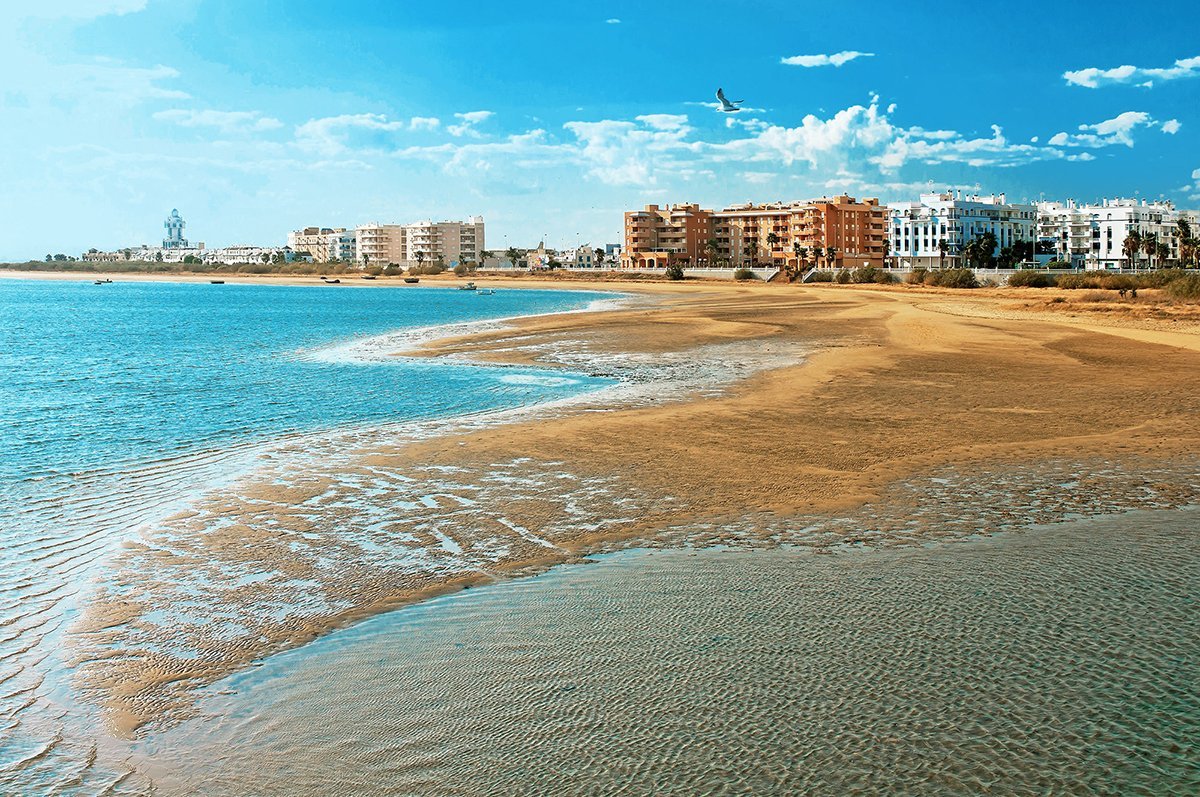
[705, 238, 720, 267]
[743, 242, 757, 268]
[766, 232, 780, 265]
[1156, 241, 1170, 267]
[414, 250, 426, 273]
[825, 246, 838, 269]
[505, 246, 521, 269]
[937, 238, 949, 270]
[811, 246, 823, 269]
[1141, 232, 1158, 269]
[1122, 230, 1142, 270]
[1174, 219, 1196, 268]
[790, 242, 804, 280]
[979, 232, 998, 268]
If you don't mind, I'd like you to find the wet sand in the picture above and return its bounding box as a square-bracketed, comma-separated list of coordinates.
[69, 281, 1200, 735]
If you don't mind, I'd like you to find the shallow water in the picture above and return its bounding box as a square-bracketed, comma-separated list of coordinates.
[0, 278, 613, 793]
[135, 508, 1200, 796]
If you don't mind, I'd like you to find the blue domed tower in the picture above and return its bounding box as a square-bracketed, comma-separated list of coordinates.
[163, 209, 189, 249]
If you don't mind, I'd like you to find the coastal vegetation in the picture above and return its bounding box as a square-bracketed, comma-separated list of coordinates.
[1006, 270, 1055, 288]
[907, 268, 979, 289]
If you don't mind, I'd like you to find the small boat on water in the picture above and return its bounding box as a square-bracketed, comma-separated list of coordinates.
[324, 278, 341, 284]
[459, 281, 477, 291]
[210, 280, 225, 284]
[362, 275, 377, 280]
[93, 278, 113, 285]
[404, 277, 420, 284]
[477, 288, 496, 295]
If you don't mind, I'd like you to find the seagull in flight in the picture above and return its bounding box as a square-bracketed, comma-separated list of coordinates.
[715, 88, 743, 113]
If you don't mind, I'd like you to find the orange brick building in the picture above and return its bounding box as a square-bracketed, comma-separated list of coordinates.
[622, 195, 887, 270]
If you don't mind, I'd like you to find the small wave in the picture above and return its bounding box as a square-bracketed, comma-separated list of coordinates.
[297, 291, 636, 366]
[496, 374, 581, 387]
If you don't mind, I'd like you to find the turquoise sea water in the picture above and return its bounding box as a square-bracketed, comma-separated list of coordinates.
[0, 279, 610, 480]
[0, 277, 614, 793]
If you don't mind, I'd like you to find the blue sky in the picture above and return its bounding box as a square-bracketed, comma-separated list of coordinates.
[2, 0, 1199, 260]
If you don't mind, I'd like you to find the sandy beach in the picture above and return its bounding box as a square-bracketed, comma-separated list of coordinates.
[53, 274, 1200, 736]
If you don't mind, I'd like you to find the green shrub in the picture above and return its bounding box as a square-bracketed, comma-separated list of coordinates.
[808, 270, 833, 283]
[410, 263, 446, 276]
[906, 267, 928, 285]
[835, 268, 851, 284]
[732, 268, 756, 281]
[383, 264, 402, 276]
[851, 266, 879, 284]
[1046, 259, 1072, 268]
[664, 263, 685, 280]
[926, 268, 978, 289]
[1164, 273, 1200, 301]
[1007, 270, 1055, 288]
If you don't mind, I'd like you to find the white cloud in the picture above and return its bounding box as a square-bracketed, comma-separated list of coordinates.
[605, 18, 621, 24]
[447, 110, 494, 137]
[709, 101, 896, 168]
[1064, 55, 1200, 88]
[286, 97, 1160, 198]
[781, 51, 874, 68]
[635, 114, 688, 131]
[1048, 111, 1171, 148]
[295, 113, 409, 155]
[409, 116, 440, 131]
[874, 124, 1060, 171]
[563, 116, 697, 185]
[154, 109, 284, 134]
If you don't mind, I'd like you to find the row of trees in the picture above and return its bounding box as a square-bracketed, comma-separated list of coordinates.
[1122, 219, 1200, 269]
[696, 235, 841, 272]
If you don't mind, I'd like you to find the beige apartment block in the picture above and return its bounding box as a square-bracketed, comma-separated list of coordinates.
[402, 216, 484, 267]
[355, 224, 407, 265]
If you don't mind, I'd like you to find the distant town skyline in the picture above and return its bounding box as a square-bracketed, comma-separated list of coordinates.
[2, 0, 1198, 260]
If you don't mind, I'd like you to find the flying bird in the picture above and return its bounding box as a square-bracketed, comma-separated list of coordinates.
[715, 88, 743, 113]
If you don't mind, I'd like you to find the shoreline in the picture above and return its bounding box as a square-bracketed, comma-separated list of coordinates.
[64, 279, 1200, 736]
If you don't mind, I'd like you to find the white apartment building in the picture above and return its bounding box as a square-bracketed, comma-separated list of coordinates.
[1037, 198, 1192, 269]
[888, 192, 1036, 268]
[288, 227, 357, 262]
